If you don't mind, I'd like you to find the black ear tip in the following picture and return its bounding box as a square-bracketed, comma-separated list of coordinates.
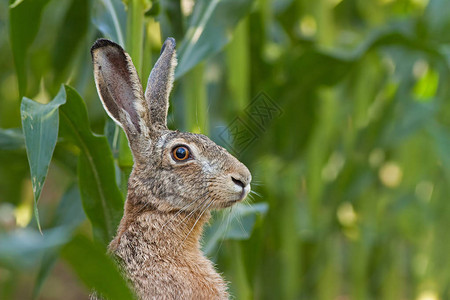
[160, 37, 176, 55]
[91, 39, 123, 56]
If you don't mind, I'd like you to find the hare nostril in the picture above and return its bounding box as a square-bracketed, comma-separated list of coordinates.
[231, 176, 245, 188]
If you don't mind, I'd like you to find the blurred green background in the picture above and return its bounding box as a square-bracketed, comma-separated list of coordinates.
[1, 0, 450, 299]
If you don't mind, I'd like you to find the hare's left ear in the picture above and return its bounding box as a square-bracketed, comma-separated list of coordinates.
[91, 39, 151, 156]
[145, 38, 177, 131]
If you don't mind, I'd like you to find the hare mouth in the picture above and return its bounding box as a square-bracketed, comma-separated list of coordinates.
[218, 187, 250, 208]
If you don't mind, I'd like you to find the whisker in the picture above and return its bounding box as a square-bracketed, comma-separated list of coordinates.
[242, 197, 252, 206]
[161, 201, 196, 229]
[166, 199, 210, 241]
[179, 198, 215, 249]
[235, 209, 247, 236]
[215, 207, 233, 256]
[161, 190, 210, 228]
[136, 198, 154, 214]
[177, 196, 210, 226]
[160, 192, 212, 240]
[250, 190, 262, 198]
[247, 194, 255, 202]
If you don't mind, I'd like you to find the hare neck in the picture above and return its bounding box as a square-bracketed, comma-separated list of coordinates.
[108, 199, 228, 299]
[109, 198, 211, 257]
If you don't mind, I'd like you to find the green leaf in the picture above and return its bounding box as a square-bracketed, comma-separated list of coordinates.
[59, 85, 124, 247]
[353, 29, 447, 63]
[145, 1, 160, 16]
[381, 101, 437, 147]
[428, 123, 450, 180]
[0, 226, 71, 270]
[413, 66, 439, 101]
[61, 234, 135, 300]
[9, 0, 51, 97]
[52, 0, 90, 83]
[32, 185, 85, 299]
[0, 128, 24, 150]
[20, 86, 66, 232]
[289, 50, 355, 88]
[104, 118, 121, 158]
[423, 0, 450, 43]
[0, 149, 29, 205]
[175, 0, 254, 78]
[92, 0, 127, 46]
[203, 202, 268, 255]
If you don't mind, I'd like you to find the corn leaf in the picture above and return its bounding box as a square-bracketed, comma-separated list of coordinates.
[175, 0, 254, 78]
[20, 86, 66, 231]
[59, 85, 124, 247]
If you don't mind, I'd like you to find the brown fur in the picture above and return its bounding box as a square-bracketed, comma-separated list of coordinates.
[110, 198, 227, 299]
[90, 38, 251, 299]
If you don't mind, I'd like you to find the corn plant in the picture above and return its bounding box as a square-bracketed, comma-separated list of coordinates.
[1, 0, 450, 299]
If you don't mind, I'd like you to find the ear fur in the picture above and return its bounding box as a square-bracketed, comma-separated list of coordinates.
[145, 38, 177, 131]
[91, 39, 150, 139]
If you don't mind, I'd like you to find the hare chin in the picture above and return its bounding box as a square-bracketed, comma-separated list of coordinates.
[215, 200, 241, 209]
[215, 191, 249, 208]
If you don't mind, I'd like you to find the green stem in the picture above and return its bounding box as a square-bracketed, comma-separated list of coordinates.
[306, 88, 337, 227]
[313, 0, 334, 47]
[126, 0, 145, 78]
[184, 63, 208, 135]
[226, 17, 249, 112]
[225, 241, 252, 300]
[118, 0, 146, 173]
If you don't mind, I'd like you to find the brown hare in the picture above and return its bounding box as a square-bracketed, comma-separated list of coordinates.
[90, 38, 251, 299]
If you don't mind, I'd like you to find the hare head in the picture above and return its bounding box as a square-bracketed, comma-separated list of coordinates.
[91, 38, 251, 214]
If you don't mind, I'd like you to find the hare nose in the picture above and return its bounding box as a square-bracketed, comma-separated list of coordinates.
[231, 176, 245, 188]
[230, 171, 251, 188]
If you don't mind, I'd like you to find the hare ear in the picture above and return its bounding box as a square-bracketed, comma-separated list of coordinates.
[145, 37, 177, 131]
[91, 39, 150, 141]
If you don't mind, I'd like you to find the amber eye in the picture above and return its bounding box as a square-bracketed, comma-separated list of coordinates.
[172, 146, 190, 161]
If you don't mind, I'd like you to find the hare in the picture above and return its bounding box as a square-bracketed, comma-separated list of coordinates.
[90, 37, 251, 300]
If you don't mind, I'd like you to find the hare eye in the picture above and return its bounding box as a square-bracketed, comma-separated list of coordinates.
[172, 146, 190, 161]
